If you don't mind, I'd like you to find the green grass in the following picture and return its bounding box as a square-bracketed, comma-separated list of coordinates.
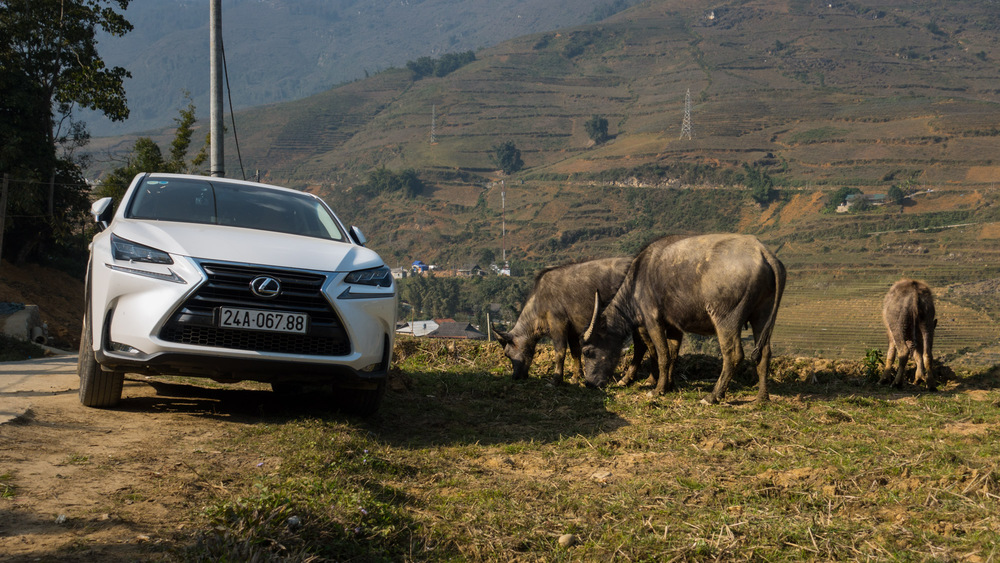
[178, 339, 1000, 561]
[0, 472, 15, 499]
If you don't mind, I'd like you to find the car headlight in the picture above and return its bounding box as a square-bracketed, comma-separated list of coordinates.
[111, 234, 173, 264]
[106, 233, 185, 284]
[344, 265, 392, 287]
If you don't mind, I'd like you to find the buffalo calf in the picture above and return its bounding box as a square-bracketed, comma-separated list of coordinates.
[881, 278, 937, 390]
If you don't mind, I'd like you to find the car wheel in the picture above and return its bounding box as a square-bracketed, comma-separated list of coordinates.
[78, 304, 124, 408]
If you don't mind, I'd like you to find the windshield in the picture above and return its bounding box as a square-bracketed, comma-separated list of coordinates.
[126, 177, 347, 241]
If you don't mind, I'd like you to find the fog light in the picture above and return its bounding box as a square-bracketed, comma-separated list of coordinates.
[110, 341, 143, 355]
[359, 362, 381, 373]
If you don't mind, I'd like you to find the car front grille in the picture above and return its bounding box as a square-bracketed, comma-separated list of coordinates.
[158, 261, 351, 356]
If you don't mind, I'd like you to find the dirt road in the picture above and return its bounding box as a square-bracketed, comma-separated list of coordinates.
[0, 356, 277, 561]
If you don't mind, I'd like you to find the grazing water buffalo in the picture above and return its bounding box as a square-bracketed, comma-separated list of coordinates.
[581, 234, 786, 404]
[880, 278, 937, 390]
[493, 257, 654, 384]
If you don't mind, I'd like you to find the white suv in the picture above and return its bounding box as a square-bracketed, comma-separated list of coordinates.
[79, 173, 396, 414]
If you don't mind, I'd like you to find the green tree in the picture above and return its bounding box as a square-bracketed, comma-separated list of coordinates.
[490, 141, 524, 175]
[887, 184, 905, 206]
[398, 169, 424, 198]
[743, 164, 776, 204]
[167, 91, 198, 173]
[822, 186, 862, 213]
[405, 56, 435, 79]
[94, 100, 206, 208]
[0, 0, 132, 265]
[93, 137, 166, 206]
[360, 167, 423, 198]
[584, 115, 610, 144]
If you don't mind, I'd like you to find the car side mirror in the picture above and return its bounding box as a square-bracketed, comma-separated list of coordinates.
[91, 197, 114, 231]
[350, 226, 367, 246]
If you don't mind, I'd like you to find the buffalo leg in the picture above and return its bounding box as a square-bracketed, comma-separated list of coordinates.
[912, 337, 927, 386]
[666, 327, 687, 386]
[920, 327, 936, 390]
[890, 337, 911, 388]
[880, 337, 899, 385]
[567, 337, 583, 385]
[752, 340, 771, 403]
[706, 330, 744, 404]
[749, 317, 772, 402]
[646, 323, 681, 395]
[618, 328, 650, 386]
[550, 327, 569, 384]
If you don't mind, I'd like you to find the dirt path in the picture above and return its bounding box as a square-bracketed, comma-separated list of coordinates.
[0, 356, 276, 561]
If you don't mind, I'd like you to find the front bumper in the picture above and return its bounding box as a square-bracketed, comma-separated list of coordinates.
[88, 253, 396, 386]
[95, 335, 392, 388]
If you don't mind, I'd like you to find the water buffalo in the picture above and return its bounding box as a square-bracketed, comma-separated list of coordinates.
[581, 234, 786, 404]
[493, 257, 654, 385]
[880, 278, 937, 390]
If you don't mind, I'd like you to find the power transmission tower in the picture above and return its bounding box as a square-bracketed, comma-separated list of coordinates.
[679, 88, 693, 140]
[430, 105, 437, 144]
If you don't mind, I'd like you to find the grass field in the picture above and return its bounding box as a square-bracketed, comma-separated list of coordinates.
[180, 338, 1000, 561]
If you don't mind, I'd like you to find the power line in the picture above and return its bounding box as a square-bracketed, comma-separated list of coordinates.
[219, 9, 245, 181]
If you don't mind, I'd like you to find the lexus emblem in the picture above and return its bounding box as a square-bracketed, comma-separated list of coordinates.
[250, 276, 282, 298]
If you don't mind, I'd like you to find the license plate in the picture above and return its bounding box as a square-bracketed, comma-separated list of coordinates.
[218, 307, 309, 334]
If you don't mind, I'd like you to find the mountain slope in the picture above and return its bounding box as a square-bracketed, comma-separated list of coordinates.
[80, 0, 640, 136]
[196, 0, 1000, 190]
[84, 0, 1000, 277]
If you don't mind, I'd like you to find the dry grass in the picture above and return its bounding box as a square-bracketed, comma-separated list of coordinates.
[186, 338, 1000, 561]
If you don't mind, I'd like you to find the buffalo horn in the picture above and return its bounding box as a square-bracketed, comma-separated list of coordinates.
[582, 292, 601, 341]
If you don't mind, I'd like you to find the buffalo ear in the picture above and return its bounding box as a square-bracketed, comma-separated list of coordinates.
[492, 327, 512, 346]
[582, 292, 603, 341]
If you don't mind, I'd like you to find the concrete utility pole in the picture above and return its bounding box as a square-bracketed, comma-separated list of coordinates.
[210, 0, 224, 177]
[0, 174, 8, 269]
[501, 182, 506, 264]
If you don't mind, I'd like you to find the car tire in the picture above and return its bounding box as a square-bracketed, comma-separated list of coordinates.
[78, 304, 124, 408]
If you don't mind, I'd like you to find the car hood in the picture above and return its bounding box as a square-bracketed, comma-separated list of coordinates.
[109, 220, 384, 272]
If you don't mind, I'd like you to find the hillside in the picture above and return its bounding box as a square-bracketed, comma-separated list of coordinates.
[172, 0, 1000, 188]
[80, 0, 640, 136]
[118, 0, 999, 261]
[81, 0, 1000, 367]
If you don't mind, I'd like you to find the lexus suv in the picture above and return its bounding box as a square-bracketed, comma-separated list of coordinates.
[79, 173, 396, 414]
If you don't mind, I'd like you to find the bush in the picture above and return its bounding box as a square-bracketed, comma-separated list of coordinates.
[887, 185, 904, 206]
[743, 164, 776, 204]
[360, 167, 423, 198]
[584, 115, 610, 144]
[406, 51, 475, 80]
[490, 141, 524, 175]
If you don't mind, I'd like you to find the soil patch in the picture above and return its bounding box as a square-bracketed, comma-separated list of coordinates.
[0, 261, 84, 350]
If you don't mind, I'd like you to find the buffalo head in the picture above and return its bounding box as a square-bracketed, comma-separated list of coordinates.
[492, 326, 536, 380]
[580, 293, 624, 388]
